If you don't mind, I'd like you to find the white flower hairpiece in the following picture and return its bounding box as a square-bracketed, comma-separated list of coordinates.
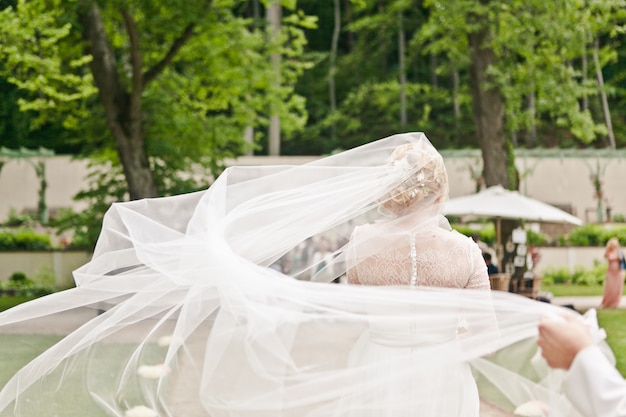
[391, 155, 429, 197]
[392, 155, 414, 173]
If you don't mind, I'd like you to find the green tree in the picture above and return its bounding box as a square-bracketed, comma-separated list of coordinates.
[0, 0, 314, 199]
[420, 0, 626, 188]
[290, 0, 467, 154]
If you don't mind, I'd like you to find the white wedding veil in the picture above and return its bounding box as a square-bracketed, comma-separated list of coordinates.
[0, 132, 612, 417]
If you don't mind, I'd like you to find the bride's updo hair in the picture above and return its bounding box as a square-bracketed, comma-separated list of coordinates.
[379, 142, 448, 216]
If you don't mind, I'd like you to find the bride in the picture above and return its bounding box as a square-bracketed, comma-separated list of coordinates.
[341, 140, 489, 416]
[0, 132, 613, 417]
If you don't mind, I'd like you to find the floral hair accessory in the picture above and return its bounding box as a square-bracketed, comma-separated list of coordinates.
[380, 141, 448, 215]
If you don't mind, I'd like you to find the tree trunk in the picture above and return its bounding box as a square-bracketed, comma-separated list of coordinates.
[593, 38, 615, 149]
[582, 40, 588, 112]
[398, 11, 407, 130]
[343, 0, 354, 51]
[267, 1, 281, 156]
[528, 89, 537, 146]
[452, 69, 460, 133]
[78, 0, 158, 199]
[468, 25, 512, 189]
[329, 0, 341, 140]
[429, 54, 438, 88]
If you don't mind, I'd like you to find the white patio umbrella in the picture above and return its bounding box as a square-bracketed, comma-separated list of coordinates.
[444, 185, 583, 225]
[444, 185, 583, 267]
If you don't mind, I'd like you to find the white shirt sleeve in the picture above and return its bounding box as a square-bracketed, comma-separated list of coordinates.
[564, 346, 626, 417]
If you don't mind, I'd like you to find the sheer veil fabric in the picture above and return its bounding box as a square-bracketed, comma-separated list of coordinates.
[0, 132, 612, 417]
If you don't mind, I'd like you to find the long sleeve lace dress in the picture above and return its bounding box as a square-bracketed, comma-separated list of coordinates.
[342, 219, 490, 417]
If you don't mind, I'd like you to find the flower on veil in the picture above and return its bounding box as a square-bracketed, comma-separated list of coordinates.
[157, 335, 173, 347]
[138, 363, 170, 379]
[513, 400, 550, 417]
[124, 405, 158, 417]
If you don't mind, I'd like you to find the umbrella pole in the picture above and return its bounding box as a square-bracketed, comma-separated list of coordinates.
[496, 217, 502, 269]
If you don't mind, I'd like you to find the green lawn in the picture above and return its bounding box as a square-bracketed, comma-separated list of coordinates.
[597, 309, 626, 375]
[0, 296, 38, 311]
[541, 283, 605, 297]
[0, 292, 625, 415]
[0, 333, 168, 416]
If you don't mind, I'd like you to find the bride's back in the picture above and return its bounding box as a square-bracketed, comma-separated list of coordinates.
[347, 224, 488, 289]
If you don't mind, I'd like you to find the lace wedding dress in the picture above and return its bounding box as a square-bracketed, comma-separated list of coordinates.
[0, 132, 611, 417]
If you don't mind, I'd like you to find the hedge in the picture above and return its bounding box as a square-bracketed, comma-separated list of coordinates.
[0, 228, 52, 251]
[453, 222, 626, 248]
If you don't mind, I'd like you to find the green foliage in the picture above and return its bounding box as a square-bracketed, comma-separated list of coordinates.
[540, 267, 569, 285]
[565, 225, 604, 246]
[288, 0, 626, 159]
[53, 150, 216, 252]
[613, 214, 626, 223]
[0, 296, 36, 310]
[2, 208, 34, 227]
[1, 0, 316, 201]
[31, 264, 56, 288]
[452, 222, 549, 247]
[52, 162, 127, 252]
[526, 229, 549, 246]
[303, 81, 474, 152]
[451, 223, 495, 246]
[0, 0, 96, 128]
[418, 0, 625, 147]
[541, 262, 606, 286]
[2, 271, 54, 298]
[9, 272, 27, 284]
[563, 224, 626, 247]
[598, 309, 626, 376]
[0, 228, 52, 250]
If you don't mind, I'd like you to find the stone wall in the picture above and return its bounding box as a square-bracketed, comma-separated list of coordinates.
[0, 251, 91, 289]
[2, 151, 626, 224]
[535, 246, 606, 275]
[0, 247, 605, 291]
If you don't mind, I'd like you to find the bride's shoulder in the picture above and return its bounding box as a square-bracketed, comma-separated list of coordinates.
[441, 228, 477, 246]
[438, 227, 465, 238]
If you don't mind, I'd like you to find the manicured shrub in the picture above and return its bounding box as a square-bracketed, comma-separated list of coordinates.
[565, 224, 605, 247]
[2, 208, 35, 227]
[453, 223, 547, 247]
[541, 261, 606, 286]
[612, 213, 625, 222]
[0, 228, 52, 250]
[541, 267, 571, 285]
[451, 223, 495, 246]
[526, 229, 549, 246]
[2, 271, 55, 298]
[561, 224, 626, 247]
[9, 272, 27, 284]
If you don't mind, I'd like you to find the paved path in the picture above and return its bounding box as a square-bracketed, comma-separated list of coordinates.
[552, 295, 626, 311]
[1, 297, 616, 417]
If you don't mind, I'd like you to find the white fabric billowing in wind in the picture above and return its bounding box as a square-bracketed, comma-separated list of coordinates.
[0, 132, 609, 417]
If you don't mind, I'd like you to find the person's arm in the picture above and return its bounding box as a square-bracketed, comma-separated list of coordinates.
[564, 346, 626, 417]
[538, 315, 626, 417]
